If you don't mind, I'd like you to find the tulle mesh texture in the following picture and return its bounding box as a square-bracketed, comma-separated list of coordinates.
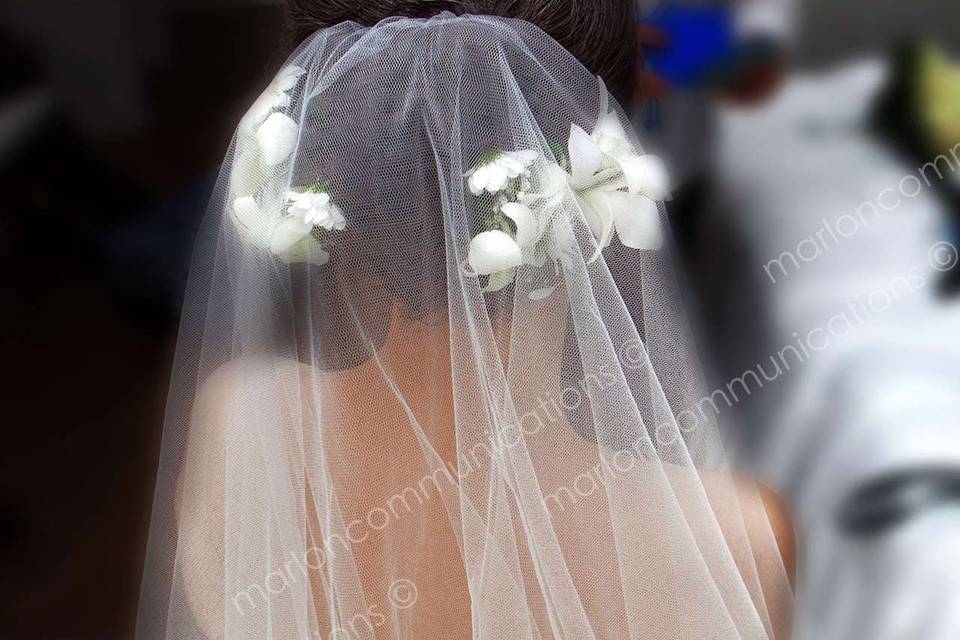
[137, 14, 791, 640]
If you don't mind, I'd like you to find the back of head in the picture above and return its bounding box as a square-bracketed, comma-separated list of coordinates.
[284, 0, 637, 103]
[137, 12, 793, 640]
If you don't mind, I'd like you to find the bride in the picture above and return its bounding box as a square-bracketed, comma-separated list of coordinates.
[137, 4, 794, 639]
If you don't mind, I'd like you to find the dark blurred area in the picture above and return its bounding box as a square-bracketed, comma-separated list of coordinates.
[0, 1, 287, 637]
[2, 0, 960, 638]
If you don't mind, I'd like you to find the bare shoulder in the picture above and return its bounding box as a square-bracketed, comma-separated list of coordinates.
[692, 472, 795, 637]
[755, 483, 797, 588]
[734, 479, 796, 638]
[660, 465, 796, 590]
[722, 476, 796, 586]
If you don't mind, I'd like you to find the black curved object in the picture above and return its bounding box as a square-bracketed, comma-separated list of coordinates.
[839, 467, 960, 537]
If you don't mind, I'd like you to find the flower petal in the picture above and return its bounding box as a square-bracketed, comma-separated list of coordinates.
[275, 65, 306, 92]
[469, 165, 490, 195]
[511, 149, 539, 166]
[240, 93, 276, 132]
[232, 197, 275, 248]
[499, 156, 526, 176]
[255, 112, 299, 166]
[281, 236, 330, 265]
[618, 153, 671, 201]
[270, 214, 313, 255]
[485, 163, 509, 193]
[468, 230, 523, 275]
[592, 112, 629, 157]
[578, 190, 615, 245]
[568, 123, 604, 186]
[327, 203, 347, 231]
[286, 190, 307, 206]
[596, 77, 610, 125]
[230, 146, 266, 198]
[610, 193, 663, 250]
[501, 202, 539, 247]
[525, 163, 571, 207]
[577, 189, 616, 259]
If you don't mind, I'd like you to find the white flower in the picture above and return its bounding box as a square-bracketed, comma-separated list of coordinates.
[232, 196, 277, 249]
[232, 65, 305, 197]
[286, 190, 346, 231]
[568, 121, 667, 253]
[563, 78, 672, 254]
[270, 214, 312, 254]
[468, 230, 523, 275]
[230, 146, 267, 198]
[578, 190, 663, 253]
[466, 161, 573, 293]
[241, 65, 306, 132]
[592, 111, 633, 160]
[567, 121, 670, 199]
[462, 78, 671, 293]
[523, 161, 573, 208]
[268, 188, 345, 262]
[567, 78, 672, 198]
[617, 153, 671, 202]
[282, 238, 330, 266]
[227, 67, 337, 267]
[269, 214, 330, 266]
[467, 150, 538, 195]
[255, 112, 299, 166]
[501, 202, 540, 247]
[230, 192, 336, 267]
[567, 123, 607, 187]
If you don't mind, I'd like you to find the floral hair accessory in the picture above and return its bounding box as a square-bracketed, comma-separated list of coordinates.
[286, 187, 347, 231]
[232, 180, 344, 266]
[245, 65, 306, 128]
[466, 78, 671, 293]
[466, 149, 538, 195]
[241, 66, 306, 167]
[228, 66, 345, 265]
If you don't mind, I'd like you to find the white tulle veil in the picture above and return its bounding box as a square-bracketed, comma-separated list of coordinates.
[137, 13, 791, 640]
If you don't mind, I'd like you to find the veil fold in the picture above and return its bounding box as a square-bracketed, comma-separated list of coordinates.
[137, 14, 791, 639]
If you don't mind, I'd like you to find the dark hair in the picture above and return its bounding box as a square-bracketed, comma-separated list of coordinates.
[275, 3, 639, 372]
[284, 0, 637, 102]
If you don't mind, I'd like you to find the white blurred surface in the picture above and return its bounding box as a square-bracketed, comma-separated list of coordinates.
[714, 58, 960, 639]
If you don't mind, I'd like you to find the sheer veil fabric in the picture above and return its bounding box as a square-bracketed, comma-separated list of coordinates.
[137, 14, 791, 640]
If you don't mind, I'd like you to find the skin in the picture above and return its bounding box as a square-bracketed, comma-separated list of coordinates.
[176, 298, 794, 638]
[760, 483, 797, 590]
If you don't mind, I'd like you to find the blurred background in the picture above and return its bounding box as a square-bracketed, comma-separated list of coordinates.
[0, 0, 958, 638]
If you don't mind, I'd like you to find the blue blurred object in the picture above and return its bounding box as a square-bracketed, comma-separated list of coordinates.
[644, 1, 736, 88]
